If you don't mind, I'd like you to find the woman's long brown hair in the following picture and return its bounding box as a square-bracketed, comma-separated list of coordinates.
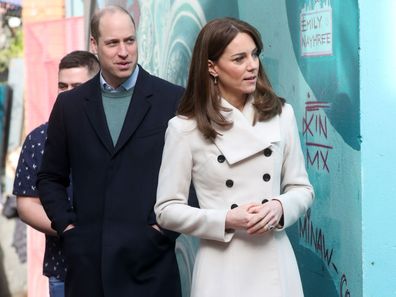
[178, 17, 285, 140]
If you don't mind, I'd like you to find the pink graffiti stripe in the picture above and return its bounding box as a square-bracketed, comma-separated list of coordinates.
[305, 101, 331, 110]
[306, 107, 330, 111]
[306, 101, 330, 104]
[306, 142, 333, 149]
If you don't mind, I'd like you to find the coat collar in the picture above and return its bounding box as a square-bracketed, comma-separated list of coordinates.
[213, 97, 280, 165]
[82, 65, 152, 156]
[114, 66, 152, 154]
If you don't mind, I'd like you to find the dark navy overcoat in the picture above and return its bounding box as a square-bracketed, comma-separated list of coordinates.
[37, 65, 184, 297]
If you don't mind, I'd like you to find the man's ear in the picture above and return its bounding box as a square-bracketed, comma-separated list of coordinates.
[90, 36, 98, 54]
[208, 60, 218, 77]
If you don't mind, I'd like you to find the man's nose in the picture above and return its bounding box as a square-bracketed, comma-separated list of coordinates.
[118, 43, 128, 57]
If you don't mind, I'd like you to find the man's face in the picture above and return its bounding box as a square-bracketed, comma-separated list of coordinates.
[90, 10, 138, 89]
[58, 67, 91, 94]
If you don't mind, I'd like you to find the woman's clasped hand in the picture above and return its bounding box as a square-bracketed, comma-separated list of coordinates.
[225, 199, 284, 234]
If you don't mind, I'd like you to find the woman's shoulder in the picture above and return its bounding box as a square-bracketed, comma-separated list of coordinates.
[281, 102, 293, 113]
[168, 115, 198, 133]
[280, 102, 297, 121]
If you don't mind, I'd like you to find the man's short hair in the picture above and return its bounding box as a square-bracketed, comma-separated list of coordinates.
[90, 5, 135, 42]
[59, 50, 100, 77]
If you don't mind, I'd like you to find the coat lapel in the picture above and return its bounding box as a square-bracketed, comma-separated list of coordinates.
[113, 67, 152, 155]
[83, 75, 114, 154]
[213, 98, 281, 165]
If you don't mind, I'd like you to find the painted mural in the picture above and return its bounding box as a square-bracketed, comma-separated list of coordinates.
[93, 1, 360, 296]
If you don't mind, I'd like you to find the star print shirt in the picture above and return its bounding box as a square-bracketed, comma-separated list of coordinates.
[13, 123, 68, 281]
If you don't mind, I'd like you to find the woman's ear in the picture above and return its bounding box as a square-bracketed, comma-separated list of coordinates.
[208, 60, 217, 77]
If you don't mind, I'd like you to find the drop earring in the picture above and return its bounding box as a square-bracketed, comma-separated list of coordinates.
[213, 76, 218, 85]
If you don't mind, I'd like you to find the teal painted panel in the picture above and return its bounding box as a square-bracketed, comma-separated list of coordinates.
[285, 0, 360, 151]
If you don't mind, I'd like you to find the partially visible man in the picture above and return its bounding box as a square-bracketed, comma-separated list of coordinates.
[37, 5, 184, 297]
[13, 50, 100, 297]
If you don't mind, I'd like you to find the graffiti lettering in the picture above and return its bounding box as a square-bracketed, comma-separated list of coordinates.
[306, 149, 319, 168]
[299, 211, 352, 296]
[339, 274, 351, 297]
[299, 209, 334, 267]
[303, 101, 332, 172]
[300, 0, 332, 56]
[303, 113, 314, 136]
[301, 15, 323, 32]
[306, 145, 330, 172]
[303, 113, 328, 137]
[302, 32, 332, 47]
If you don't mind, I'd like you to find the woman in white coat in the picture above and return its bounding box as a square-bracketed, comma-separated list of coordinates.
[155, 17, 314, 297]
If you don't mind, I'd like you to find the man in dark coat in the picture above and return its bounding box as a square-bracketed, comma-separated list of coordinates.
[37, 5, 183, 297]
[14, 50, 100, 297]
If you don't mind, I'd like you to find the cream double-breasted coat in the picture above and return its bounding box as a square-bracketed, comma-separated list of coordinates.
[155, 98, 314, 297]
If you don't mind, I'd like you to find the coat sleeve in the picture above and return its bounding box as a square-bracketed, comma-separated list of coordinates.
[155, 118, 233, 242]
[275, 104, 314, 230]
[37, 94, 74, 235]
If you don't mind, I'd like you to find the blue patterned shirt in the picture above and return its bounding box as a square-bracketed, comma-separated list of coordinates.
[13, 123, 68, 281]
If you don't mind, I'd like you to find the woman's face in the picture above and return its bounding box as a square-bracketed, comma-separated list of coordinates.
[209, 32, 259, 108]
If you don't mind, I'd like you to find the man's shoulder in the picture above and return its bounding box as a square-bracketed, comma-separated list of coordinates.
[13, 123, 48, 197]
[23, 123, 48, 146]
[28, 123, 48, 136]
[138, 66, 184, 94]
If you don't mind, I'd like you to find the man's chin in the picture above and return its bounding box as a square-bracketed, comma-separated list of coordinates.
[119, 67, 135, 76]
[115, 70, 132, 79]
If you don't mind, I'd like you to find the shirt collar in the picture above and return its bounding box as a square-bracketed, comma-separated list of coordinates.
[100, 65, 139, 93]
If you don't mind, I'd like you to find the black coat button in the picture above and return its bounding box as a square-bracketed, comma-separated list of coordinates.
[263, 174, 271, 182]
[264, 148, 272, 157]
[231, 203, 238, 209]
[226, 179, 234, 187]
[217, 155, 226, 163]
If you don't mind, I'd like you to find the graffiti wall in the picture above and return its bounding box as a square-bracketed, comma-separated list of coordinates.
[265, 1, 360, 296]
[93, 1, 361, 296]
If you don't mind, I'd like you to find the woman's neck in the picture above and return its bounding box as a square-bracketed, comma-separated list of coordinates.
[223, 95, 248, 111]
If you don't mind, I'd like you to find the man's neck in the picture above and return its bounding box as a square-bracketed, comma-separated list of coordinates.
[100, 65, 139, 92]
